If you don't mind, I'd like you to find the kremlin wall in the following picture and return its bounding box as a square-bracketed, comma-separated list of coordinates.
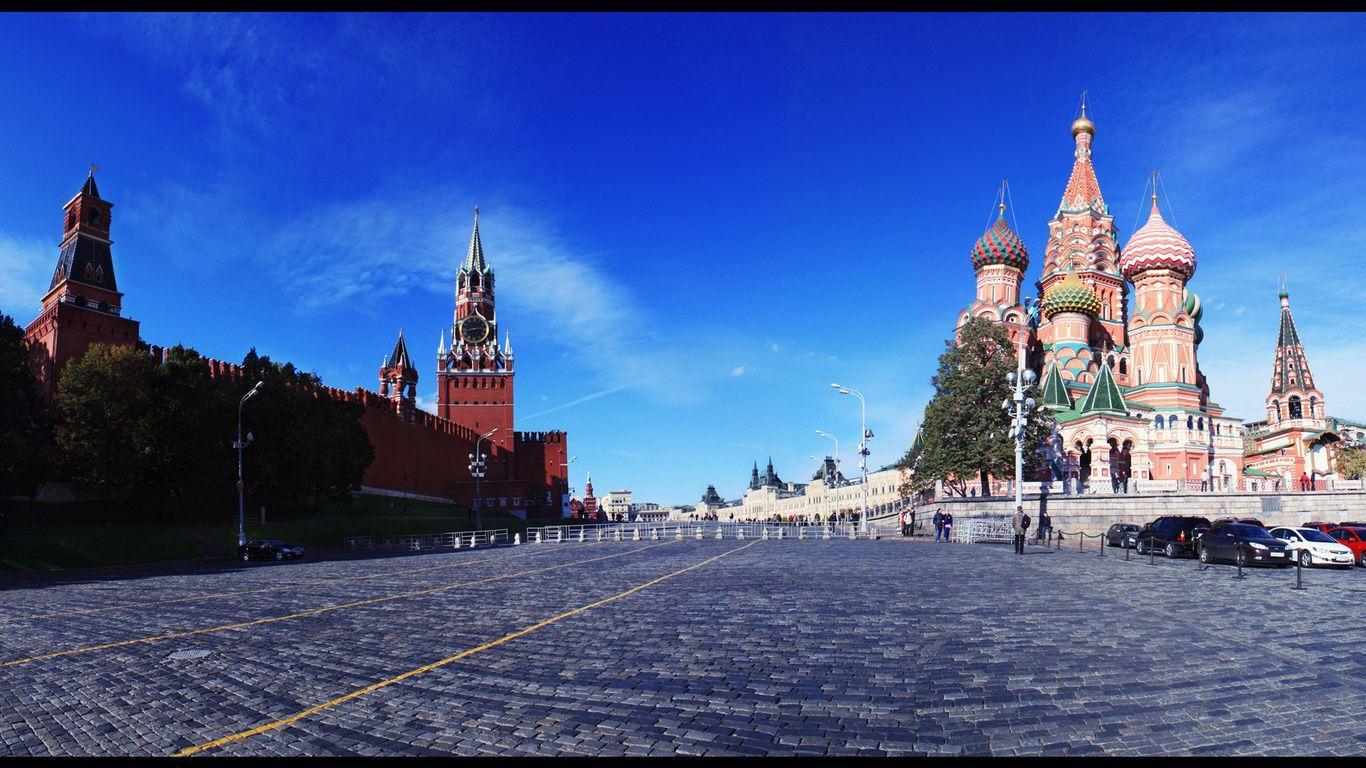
[23, 173, 568, 520]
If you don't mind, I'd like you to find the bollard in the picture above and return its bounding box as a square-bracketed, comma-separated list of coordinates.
[598, 530, 604, 542]
[676, 528, 684, 540]
[738, 529, 745, 539]
[1234, 544, 1246, 579]
[513, 533, 520, 546]
[849, 528, 856, 540]
[579, 530, 586, 543]
[1124, 540, 1130, 561]
[454, 536, 462, 549]
[762, 528, 770, 540]
[535, 531, 542, 544]
[615, 529, 622, 542]
[556, 530, 563, 543]
[1293, 551, 1306, 590]
[1149, 541, 1155, 565]
[824, 526, 831, 540]
[696, 528, 703, 540]
[716, 528, 723, 540]
[469, 537, 476, 549]
[799, 527, 805, 541]
[633, 529, 641, 541]
[1099, 535, 1105, 558]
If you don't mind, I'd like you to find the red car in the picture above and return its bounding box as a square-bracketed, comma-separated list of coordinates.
[1327, 527, 1366, 566]
[1304, 521, 1339, 534]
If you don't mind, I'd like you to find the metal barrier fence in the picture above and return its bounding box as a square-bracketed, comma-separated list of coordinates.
[523, 520, 879, 543]
[344, 528, 509, 552]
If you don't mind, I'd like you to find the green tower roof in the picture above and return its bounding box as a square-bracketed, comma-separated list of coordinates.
[1040, 362, 1071, 410]
[1079, 363, 1127, 415]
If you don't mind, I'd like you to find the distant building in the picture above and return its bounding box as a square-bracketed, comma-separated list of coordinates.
[601, 490, 633, 521]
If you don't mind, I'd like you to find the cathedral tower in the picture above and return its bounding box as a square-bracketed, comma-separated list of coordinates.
[24, 170, 141, 398]
[436, 208, 516, 476]
[1035, 103, 1127, 385]
[1265, 281, 1325, 425]
[378, 330, 418, 422]
[958, 199, 1030, 349]
[1039, 266, 1101, 387]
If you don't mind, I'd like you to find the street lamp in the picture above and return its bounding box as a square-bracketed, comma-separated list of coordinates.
[1001, 345, 1037, 510]
[469, 427, 498, 531]
[234, 380, 264, 548]
[815, 429, 840, 480]
[560, 455, 578, 518]
[831, 383, 872, 534]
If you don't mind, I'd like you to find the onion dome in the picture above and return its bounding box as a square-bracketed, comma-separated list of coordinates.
[1183, 288, 1204, 344]
[970, 205, 1030, 272]
[1041, 267, 1102, 319]
[1071, 103, 1095, 137]
[1121, 197, 1197, 280]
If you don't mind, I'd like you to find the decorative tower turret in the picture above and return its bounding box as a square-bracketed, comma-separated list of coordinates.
[1119, 191, 1200, 408]
[959, 195, 1030, 349]
[24, 169, 141, 398]
[378, 330, 418, 422]
[1040, 267, 1102, 386]
[1265, 281, 1324, 425]
[436, 207, 516, 474]
[1036, 101, 1127, 383]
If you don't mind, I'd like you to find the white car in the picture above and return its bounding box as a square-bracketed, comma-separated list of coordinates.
[1268, 526, 1356, 568]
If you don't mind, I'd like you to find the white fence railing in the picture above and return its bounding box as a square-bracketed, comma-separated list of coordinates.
[955, 518, 1013, 544]
[344, 528, 509, 552]
[524, 520, 879, 543]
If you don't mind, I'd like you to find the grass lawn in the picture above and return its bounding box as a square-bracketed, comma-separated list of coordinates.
[0, 495, 534, 572]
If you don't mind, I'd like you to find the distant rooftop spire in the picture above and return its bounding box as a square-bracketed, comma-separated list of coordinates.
[82, 165, 101, 199]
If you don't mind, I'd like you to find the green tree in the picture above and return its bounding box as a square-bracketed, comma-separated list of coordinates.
[143, 345, 236, 523]
[904, 318, 1054, 497]
[0, 312, 48, 526]
[1336, 447, 1366, 480]
[54, 343, 159, 523]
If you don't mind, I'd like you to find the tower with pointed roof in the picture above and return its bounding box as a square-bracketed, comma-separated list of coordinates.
[1035, 102, 1128, 393]
[436, 208, 516, 476]
[1265, 281, 1324, 425]
[24, 170, 141, 398]
[958, 197, 1031, 350]
[378, 330, 418, 422]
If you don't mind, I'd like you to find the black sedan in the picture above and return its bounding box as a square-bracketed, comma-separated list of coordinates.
[1197, 523, 1290, 567]
[1105, 523, 1141, 548]
[239, 538, 305, 562]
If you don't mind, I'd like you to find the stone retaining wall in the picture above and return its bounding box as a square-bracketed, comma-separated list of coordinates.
[930, 491, 1366, 535]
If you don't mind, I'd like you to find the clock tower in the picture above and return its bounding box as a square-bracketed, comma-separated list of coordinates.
[436, 208, 516, 475]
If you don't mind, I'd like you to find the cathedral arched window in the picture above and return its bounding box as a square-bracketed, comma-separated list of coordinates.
[1197, 417, 1204, 431]
[1119, 359, 1127, 376]
[1154, 416, 1163, 430]
[1187, 415, 1194, 430]
[1289, 395, 1303, 419]
[1168, 415, 1178, 429]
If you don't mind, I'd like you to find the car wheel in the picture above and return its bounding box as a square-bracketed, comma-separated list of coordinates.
[1165, 542, 1178, 558]
[1359, 552, 1366, 568]
[1299, 551, 1313, 568]
[274, 551, 284, 561]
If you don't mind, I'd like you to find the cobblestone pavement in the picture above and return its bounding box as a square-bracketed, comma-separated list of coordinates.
[2, 536, 1365, 756]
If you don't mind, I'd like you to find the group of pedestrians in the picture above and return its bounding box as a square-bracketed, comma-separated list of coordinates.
[931, 509, 954, 542]
[1012, 506, 1052, 553]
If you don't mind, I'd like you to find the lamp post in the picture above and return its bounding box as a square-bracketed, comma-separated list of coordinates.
[469, 428, 498, 531]
[560, 455, 578, 518]
[831, 384, 872, 534]
[1001, 344, 1037, 511]
[233, 380, 265, 548]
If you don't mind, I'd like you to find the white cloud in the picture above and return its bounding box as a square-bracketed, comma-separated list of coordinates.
[0, 235, 52, 322]
[731, 366, 746, 377]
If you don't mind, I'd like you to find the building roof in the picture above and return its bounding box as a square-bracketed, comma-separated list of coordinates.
[1243, 467, 1274, 477]
[1078, 363, 1127, 415]
[462, 206, 489, 274]
[81, 169, 100, 199]
[385, 330, 415, 374]
[1040, 362, 1071, 410]
[1120, 198, 1196, 280]
[1057, 105, 1106, 215]
[970, 206, 1029, 272]
[1270, 289, 1316, 397]
[1041, 267, 1101, 319]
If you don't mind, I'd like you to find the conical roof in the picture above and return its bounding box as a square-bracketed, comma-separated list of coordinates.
[385, 331, 416, 375]
[1040, 362, 1072, 410]
[81, 169, 101, 199]
[1121, 198, 1196, 280]
[1079, 362, 1126, 415]
[1058, 106, 1106, 215]
[462, 206, 489, 273]
[1270, 289, 1316, 396]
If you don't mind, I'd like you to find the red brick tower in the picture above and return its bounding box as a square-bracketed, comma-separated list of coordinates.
[24, 170, 141, 398]
[581, 470, 598, 519]
[378, 330, 418, 422]
[436, 207, 516, 478]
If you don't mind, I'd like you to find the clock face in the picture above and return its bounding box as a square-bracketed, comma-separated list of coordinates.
[459, 314, 490, 344]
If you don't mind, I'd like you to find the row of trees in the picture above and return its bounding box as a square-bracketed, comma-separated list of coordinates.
[899, 318, 1055, 498]
[0, 310, 375, 526]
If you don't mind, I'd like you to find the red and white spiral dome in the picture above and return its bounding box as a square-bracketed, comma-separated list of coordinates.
[1120, 201, 1196, 281]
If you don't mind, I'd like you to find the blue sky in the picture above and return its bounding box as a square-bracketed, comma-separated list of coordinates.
[4, 13, 1365, 505]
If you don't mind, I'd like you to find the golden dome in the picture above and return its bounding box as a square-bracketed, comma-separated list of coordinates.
[1071, 105, 1095, 137]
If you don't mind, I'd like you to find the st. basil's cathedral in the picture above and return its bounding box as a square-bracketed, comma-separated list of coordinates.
[956, 103, 1343, 492]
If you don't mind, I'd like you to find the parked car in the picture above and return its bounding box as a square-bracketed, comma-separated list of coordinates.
[1268, 526, 1356, 569]
[1326, 527, 1366, 566]
[1198, 523, 1290, 567]
[1105, 523, 1142, 548]
[239, 538, 305, 562]
[1135, 516, 1211, 558]
[1211, 516, 1267, 530]
[1303, 521, 1340, 534]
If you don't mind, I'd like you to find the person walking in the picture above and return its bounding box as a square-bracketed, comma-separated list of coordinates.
[943, 511, 954, 542]
[1012, 506, 1027, 555]
[909, 508, 917, 538]
[933, 508, 944, 542]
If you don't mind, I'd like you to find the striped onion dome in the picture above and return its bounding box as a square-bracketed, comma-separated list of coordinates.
[1041, 268, 1102, 319]
[970, 210, 1029, 272]
[1120, 199, 1196, 281]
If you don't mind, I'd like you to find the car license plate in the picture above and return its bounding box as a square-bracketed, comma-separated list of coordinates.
[1271, 551, 1284, 557]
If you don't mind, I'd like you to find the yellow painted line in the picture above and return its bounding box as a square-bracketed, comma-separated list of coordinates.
[173, 540, 757, 757]
[1, 542, 674, 669]
[0, 546, 561, 624]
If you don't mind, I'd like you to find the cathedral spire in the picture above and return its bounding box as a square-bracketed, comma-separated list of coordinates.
[1270, 281, 1314, 396]
[462, 205, 489, 273]
[1058, 99, 1106, 216]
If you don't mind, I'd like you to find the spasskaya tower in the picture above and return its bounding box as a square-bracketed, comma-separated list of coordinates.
[436, 207, 516, 476]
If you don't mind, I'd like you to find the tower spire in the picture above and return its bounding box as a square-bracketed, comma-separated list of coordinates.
[463, 205, 488, 273]
[1059, 95, 1104, 215]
